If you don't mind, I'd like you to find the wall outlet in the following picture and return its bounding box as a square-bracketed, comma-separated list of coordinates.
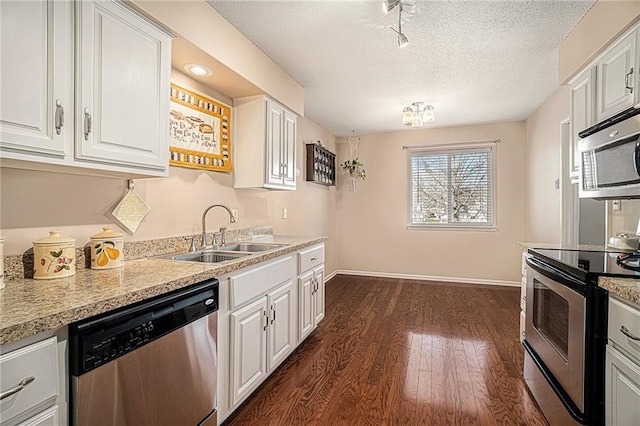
[282, 208, 288, 219]
[612, 200, 621, 211]
[232, 208, 239, 221]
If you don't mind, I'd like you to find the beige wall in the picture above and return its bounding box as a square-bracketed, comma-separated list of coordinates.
[524, 86, 569, 243]
[609, 200, 640, 237]
[335, 122, 526, 284]
[132, 0, 304, 116]
[559, 0, 640, 84]
[0, 80, 338, 275]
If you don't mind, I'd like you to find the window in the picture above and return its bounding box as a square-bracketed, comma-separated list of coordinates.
[408, 146, 495, 229]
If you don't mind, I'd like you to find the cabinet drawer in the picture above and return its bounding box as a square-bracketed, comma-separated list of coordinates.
[298, 245, 324, 273]
[229, 255, 294, 309]
[1, 337, 59, 425]
[609, 296, 640, 362]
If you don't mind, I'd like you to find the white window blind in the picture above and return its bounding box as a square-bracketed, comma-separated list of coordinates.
[409, 146, 495, 228]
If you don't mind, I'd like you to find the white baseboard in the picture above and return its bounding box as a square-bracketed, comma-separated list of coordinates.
[324, 270, 339, 282]
[330, 269, 520, 287]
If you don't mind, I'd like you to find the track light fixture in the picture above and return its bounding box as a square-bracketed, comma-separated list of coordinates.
[386, 1, 409, 47]
[402, 102, 435, 128]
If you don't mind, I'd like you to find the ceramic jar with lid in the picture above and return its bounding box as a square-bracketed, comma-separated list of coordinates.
[33, 231, 76, 280]
[90, 226, 124, 270]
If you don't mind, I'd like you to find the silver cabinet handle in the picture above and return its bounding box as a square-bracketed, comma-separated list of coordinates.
[84, 108, 92, 140]
[263, 311, 268, 331]
[279, 163, 286, 178]
[55, 100, 64, 135]
[271, 305, 276, 324]
[625, 68, 634, 93]
[310, 257, 318, 261]
[0, 376, 35, 401]
[621, 325, 640, 341]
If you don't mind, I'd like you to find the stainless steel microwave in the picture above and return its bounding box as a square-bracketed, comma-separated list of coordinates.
[579, 106, 640, 200]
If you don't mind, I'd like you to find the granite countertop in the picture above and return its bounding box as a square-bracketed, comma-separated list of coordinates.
[599, 276, 640, 306]
[0, 235, 326, 345]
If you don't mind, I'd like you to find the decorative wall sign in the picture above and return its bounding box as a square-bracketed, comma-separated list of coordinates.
[169, 83, 232, 172]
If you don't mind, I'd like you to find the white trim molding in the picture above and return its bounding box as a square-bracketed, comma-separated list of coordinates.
[331, 269, 520, 287]
[324, 270, 339, 283]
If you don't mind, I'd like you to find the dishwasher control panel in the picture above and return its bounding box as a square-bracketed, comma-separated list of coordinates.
[83, 320, 156, 370]
[69, 279, 219, 376]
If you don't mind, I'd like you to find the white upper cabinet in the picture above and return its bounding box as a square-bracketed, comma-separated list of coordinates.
[75, 1, 170, 174]
[0, 0, 73, 159]
[0, 0, 172, 177]
[234, 96, 298, 190]
[569, 66, 596, 179]
[596, 30, 637, 121]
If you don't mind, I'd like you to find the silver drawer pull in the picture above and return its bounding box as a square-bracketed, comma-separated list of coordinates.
[0, 376, 35, 400]
[310, 257, 318, 261]
[621, 325, 640, 341]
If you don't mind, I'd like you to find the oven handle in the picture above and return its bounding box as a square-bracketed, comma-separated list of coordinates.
[523, 340, 587, 424]
[525, 255, 586, 293]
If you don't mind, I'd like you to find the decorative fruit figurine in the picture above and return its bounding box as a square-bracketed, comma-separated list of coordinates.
[90, 227, 124, 270]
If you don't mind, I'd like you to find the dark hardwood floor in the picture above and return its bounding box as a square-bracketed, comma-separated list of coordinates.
[223, 275, 547, 426]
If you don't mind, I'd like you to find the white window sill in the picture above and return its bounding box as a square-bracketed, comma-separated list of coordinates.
[406, 224, 498, 232]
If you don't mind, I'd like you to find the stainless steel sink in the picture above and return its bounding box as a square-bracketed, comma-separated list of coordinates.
[162, 251, 251, 263]
[218, 243, 289, 252]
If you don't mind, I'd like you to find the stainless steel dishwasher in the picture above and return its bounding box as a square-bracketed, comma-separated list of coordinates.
[69, 279, 219, 426]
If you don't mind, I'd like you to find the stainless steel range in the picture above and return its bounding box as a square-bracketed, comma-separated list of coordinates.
[523, 248, 640, 425]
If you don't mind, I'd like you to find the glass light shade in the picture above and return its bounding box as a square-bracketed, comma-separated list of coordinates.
[402, 107, 414, 124]
[185, 64, 213, 76]
[398, 33, 409, 48]
[412, 115, 423, 128]
[423, 109, 435, 123]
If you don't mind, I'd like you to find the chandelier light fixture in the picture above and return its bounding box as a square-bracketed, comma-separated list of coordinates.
[402, 102, 435, 128]
[383, 0, 409, 48]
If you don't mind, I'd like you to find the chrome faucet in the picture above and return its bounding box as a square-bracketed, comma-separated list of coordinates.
[201, 204, 236, 248]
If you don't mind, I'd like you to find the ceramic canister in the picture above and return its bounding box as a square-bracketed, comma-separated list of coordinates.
[90, 226, 124, 270]
[33, 231, 76, 280]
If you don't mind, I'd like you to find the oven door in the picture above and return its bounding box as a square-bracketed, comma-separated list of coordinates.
[525, 257, 586, 413]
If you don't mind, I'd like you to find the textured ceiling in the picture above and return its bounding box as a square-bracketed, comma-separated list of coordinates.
[208, 0, 594, 137]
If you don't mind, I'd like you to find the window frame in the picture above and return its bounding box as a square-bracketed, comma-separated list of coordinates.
[406, 143, 498, 231]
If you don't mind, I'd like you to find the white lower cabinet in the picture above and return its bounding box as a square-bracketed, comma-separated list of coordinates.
[17, 405, 59, 426]
[0, 337, 60, 426]
[606, 296, 640, 425]
[606, 346, 640, 426]
[229, 279, 295, 407]
[298, 265, 325, 342]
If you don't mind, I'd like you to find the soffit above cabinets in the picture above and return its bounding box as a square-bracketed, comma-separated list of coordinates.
[171, 35, 263, 99]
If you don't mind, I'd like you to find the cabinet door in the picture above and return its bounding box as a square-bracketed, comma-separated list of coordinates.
[76, 0, 170, 174]
[569, 67, 595, 178]
[606, 346, 640, 426]
[597, 31, 637, 121]
[283, 110, 297, 188]
[266, 280, 294, 371]
[0, 0, 72, 159]
[230, 298, 267, 406]
[313, 266, 325, 325]
[265, 99, 285, 186]
[17, 406, 59, 426]
[298, 270, 314, 342]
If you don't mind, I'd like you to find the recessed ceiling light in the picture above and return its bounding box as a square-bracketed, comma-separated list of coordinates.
[185, 64, 213, 76]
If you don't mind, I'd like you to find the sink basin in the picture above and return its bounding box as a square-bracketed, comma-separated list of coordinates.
[218, 243, 289, 252]
[166, 251, 250, 263]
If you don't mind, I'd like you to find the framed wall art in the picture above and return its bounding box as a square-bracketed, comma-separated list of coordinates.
[169, 83, 232, 172]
